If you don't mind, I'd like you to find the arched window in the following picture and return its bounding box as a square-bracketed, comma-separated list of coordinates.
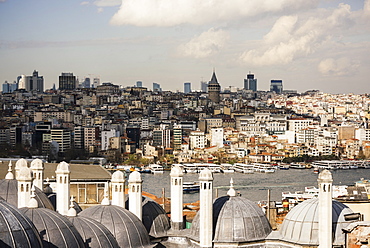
[21, 184, 24, 192]
[132, 185, 135, 192]
[175, 179, 178, 185]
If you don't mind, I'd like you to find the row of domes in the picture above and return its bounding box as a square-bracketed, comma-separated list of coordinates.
[0, 159, 357, 248]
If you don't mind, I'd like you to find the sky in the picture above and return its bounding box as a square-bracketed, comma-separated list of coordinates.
[0, 0, 369, 93]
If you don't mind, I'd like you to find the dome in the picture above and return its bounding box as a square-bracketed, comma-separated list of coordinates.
[128, 170, 142, 183]
[15, 158, 28, 169]
[199, 168, 213, 181]
[68, 215, 120, 248]
[0, 179, 54, 210]
[30, 159, 43, 170]
[125, 196, 170, 238]
[20, 207, 85, 248]
[170, 165, 183, 177]
[279, 198, 353, 246]
[0, 198, 43, 248]
[190, 196, 271, 243]
[111, 170, 125, 182]
[56, 161, 70, 173]
[79, 205, 153, 248]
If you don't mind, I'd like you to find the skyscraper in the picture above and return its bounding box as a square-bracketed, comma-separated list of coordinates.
[270, 80, 283, 94]
[200, 81, 208, 93]
[153, 82, 162, 92]
[184, 82, 191, 93]
[244, 72, 257, 91]
[207, 71, 221, 103]
[59, 72, 76, 90]
[136, 81, 143, 87]
[17, 71, 44, 92]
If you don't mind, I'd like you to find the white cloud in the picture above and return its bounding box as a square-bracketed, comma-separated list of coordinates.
[177, 28, 230, 59]
[97, 7, 104, 13]
[318, 58, 359, 76]
[94, 0, 121, 7]
[110, 0, 317, 27]
[240, 3, 355, 66]
[80, 1, 90, 6]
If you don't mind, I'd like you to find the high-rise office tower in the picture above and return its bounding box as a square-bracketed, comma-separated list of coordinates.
[59, 73, 76, 90]
[208, 71, 221, 103]
[184, 82, 191, 93]
[200, 81, 208, 93]
[244, 72, 257, 91]
[2, 81, 18, 93]
[136, 81, 143, 87]
[17, 71, 44, 92]
[28, 70, 44, 92]
[270, 80, 283, 94]
[153, 82, 162, 92]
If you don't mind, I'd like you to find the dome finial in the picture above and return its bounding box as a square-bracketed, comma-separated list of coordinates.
[67, 195, 77, 217]
[5, 161, 14, 179]
[101, 182, 110, 206]
[227, 178, 236, 197]
[28, 184, 38, 208]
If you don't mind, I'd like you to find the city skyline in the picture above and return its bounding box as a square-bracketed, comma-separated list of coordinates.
[1, 0, 369, 93]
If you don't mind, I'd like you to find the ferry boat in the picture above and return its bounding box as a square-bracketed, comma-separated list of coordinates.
[290, 163, 307, 169]
[149, 164, 164, 174]
[312, 160, 354, 170]
[220, 164, 235, 173]
[233, 163, 254, 174]
[183, 164, 199, 173]
[253, 163, 275, 173]
[183, 182, 200, 193]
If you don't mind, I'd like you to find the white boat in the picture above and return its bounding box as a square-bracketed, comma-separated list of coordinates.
[149, 164, 164, 174]
[290, 163, 306, 169]
[183, 182, 200, 193]
[220, 164, 235, 173]
[183, 164, 199, 173]
[253, 163, 275, 173]
[233, 163, 254, 174]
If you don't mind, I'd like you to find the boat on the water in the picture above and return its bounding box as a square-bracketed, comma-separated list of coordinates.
[183, 182, 200, 193]
[233, 163, 254, 174]
[149, 164, 164, 174]
[220, 163, 235, 173]
[290, 163, 307, 169]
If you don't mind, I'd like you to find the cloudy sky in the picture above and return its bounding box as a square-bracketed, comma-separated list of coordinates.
[0, 0, 369, 93]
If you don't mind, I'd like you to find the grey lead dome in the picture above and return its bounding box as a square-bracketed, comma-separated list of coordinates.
[279, 198, 354, 246]
[79, 204, 153, 248]
[190, 195, 272, 243]
[20, 207, 85, 248]
[0, 198, 42, 248]
[68, 215, 120, 248]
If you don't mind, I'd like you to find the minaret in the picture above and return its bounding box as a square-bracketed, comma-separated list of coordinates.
[17, 167, 33, 208]
[55, 161, 70, 216]
[15, 158, 28, 179]
[111, 171, 126, 208]
[128, 171, 142, 220]
[5, 161, 14, 179]
[30, 158, 44, 190]
[318, 169, 333, 248]
[199, 168, 213, 248]
[207, 70, 221, 103]
[170, 165, 184, 230]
